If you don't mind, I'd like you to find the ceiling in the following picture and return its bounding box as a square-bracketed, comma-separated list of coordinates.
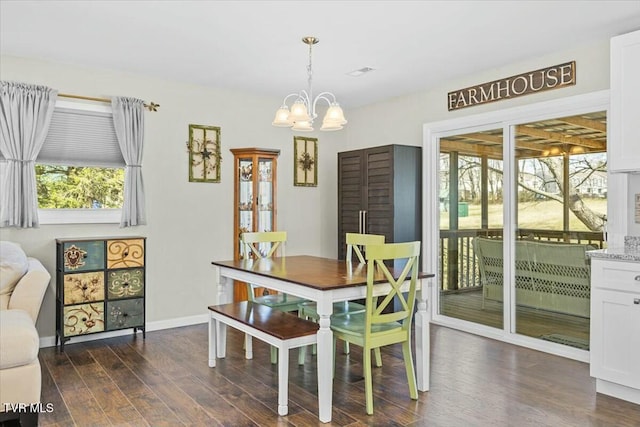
[1, 1, 639, 109]
[441, 111, 608, 159]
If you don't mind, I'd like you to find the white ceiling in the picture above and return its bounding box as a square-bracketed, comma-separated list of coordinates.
[1, 1, 639, 108]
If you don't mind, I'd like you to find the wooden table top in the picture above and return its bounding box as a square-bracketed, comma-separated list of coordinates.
[212, 255, 433, 291]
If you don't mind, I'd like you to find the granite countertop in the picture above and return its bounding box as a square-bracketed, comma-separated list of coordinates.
[587, 236, 640, 263]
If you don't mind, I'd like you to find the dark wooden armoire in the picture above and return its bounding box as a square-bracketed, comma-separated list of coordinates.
[337, 144, 422, 260]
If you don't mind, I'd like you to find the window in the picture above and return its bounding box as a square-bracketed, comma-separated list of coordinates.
[36, 100, 124, 224]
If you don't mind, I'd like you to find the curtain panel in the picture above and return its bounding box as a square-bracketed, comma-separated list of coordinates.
[111, 96, 146, 227]
[0, 81, 57, 228]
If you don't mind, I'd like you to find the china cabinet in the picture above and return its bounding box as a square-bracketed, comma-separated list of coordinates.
[590, 258, 640, 404]
[609, 30, 640, 172]
[231, 148, 280, 301]
[55, 236, 146, 350]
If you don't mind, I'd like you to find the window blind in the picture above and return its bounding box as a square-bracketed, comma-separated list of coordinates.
[37, 107, 125, 167]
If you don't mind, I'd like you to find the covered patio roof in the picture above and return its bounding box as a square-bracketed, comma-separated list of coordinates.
[440, 111, 607, 159]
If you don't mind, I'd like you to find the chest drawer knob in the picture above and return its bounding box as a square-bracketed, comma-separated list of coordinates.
[635, 275, 640, 281]
[634, 298, 640, 305]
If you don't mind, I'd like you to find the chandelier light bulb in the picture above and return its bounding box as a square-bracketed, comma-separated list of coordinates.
[290, 100, 311, 122]
[272, 106, 292, 127]
[324, 103, 347, 125]
[292, 120, 313, 132]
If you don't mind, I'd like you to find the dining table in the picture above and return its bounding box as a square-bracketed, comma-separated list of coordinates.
[210, 255, 434, 423]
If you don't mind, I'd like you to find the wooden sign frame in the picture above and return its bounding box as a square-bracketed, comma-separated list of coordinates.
[448, 61, 576, 111]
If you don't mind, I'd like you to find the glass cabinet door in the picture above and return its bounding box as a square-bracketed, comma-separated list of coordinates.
[238, 157, 254, 240]
[257, 158, 274, 233]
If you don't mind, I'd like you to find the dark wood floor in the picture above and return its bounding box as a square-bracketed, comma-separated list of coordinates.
[7, 323, 640, 426]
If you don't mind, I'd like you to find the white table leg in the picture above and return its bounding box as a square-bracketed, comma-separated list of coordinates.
[215, 271, 231, 357]
[208, 314, 217, 367]
[217, 322, 227, 359]
[277, 342, 289, 416]
[415, 279, 430, 391]
[316, 301, 333, 423]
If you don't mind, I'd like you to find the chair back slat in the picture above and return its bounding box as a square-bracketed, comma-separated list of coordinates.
[346, 233, 385, 264]
[240, 231, 287, 301]
[241, 231, 286, 259]
[364, 241, 420, 332]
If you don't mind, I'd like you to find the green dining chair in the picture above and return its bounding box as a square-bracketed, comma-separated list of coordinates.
[240, 231, 309, 363]
[330, 241, 420, 415]
[297, 233, 385, 365]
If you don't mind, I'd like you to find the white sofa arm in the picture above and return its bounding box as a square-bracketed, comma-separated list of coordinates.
[8, 258, 50, 323]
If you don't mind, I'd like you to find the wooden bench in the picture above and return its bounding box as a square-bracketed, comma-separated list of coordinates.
[208, 301, 319, 416]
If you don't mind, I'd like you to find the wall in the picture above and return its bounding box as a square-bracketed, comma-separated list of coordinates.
[344, 39, 639, 241]
[0, 55, 343, 341]
[629, 174, 640, 237]
[4, 37, 638, 342]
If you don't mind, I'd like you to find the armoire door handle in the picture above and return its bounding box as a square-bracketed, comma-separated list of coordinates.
[362, 210, 367, 234]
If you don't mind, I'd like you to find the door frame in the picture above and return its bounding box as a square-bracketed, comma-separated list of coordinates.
[422, 90, 619, 362]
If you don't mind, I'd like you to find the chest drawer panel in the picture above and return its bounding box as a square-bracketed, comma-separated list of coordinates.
[63, 241, 105, 272]
[106, 298, 144, 330]
[63, 302, 105, 337]
[107, 269, 144, 299]
[107, 239, 145, 269]
[63, 272, 105, 304]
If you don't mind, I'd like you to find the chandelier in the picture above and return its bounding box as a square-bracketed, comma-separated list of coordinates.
[272, 36, 347, 132]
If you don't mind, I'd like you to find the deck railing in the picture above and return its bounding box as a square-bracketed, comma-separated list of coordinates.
[439, 228, 605, 292]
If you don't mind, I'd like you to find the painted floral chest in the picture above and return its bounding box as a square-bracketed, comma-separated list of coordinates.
[55, 236, 146, 350]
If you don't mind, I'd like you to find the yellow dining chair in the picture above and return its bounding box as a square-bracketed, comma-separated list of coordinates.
[330, 241, 420, 415]
[241, 231, 309, 363]
[297, 233, 385, 365]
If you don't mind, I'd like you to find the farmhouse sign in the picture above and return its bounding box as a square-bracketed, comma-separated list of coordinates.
[448, 61, 576, 111]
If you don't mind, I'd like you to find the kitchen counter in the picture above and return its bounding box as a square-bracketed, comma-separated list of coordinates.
[587, 236, 640, 263]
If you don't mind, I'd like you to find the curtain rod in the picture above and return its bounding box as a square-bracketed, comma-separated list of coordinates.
[58, 93, 160, 111]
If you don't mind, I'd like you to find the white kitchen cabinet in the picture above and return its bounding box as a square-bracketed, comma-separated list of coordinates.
[609, 30, 640, 173]
[590, 258, 640, 404]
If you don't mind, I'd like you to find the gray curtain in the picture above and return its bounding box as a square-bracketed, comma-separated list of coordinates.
[0, 81, 57, 228]
[112, 96, 146, 227]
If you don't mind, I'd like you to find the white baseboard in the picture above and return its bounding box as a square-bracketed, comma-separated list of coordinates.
[39, 313, 209, 348]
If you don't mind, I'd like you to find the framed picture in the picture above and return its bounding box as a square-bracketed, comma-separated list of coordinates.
[293, 136, 318, 187]
[187, 124, 221, 183]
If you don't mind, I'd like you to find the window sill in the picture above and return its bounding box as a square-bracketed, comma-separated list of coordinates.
[38, 209, 121, 225]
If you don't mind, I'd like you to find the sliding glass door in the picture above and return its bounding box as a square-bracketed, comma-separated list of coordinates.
[428, 93, 609, 357]
[513, 112, 607, 350]
[438, 128, 504, 330]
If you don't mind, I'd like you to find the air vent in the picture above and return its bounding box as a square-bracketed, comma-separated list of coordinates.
[346, 67, 376, 77]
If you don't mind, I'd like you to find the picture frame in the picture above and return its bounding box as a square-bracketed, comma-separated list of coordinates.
[293, 136, 318, 187]
[187, 124, 221, 183]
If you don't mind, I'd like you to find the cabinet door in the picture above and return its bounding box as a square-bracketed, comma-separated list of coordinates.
[364, 146, 393, 240]
[63, 302, 105, 337]
[256, 157, 275, 233]
[237, 156, 255, 250]
[107, 268, 144, 299]
[338, 150, 365, 259]
[62, 240, 104, 272]
[610, 30, 640, 172]
[106, 238, 145, 269]
[106, 298, 144, 330]
[63, 271, 105, 304]
[590, 289, 640, 389]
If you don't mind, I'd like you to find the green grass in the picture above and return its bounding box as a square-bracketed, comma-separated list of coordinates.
[440, 198, 607, 231]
